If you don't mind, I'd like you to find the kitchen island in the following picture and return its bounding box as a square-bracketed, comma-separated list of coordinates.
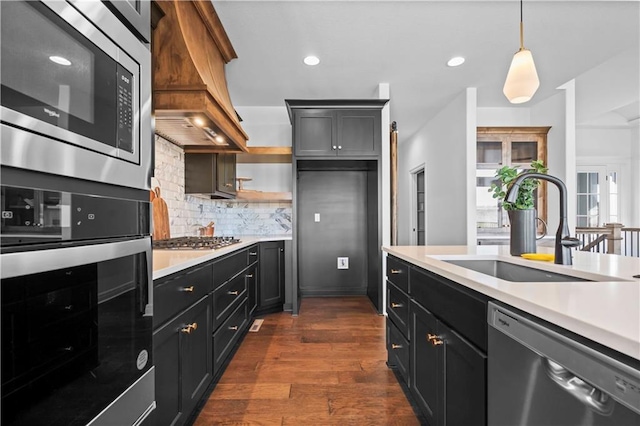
[383, 245, 640, 425]
[383, 245, 639, 360]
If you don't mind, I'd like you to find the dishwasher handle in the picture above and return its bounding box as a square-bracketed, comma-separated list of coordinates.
[543, 357, 615, 416]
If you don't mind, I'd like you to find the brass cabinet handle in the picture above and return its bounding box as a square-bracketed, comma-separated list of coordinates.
[391, 343, 403, 349]
[182, 286, 195, 293]
[332, 145, 337, 150]
[427, 333, 444, 346]
[391, 303, 403, 308]
[338, 145, 342, 150]
[249, 252, 258, 256]
[181, 322, 198, 334]
[227, 290, 239, 295]
[245, 274, 253, 278]
[229, 325, 238, 331]
[390, 269, 402, 274]
[225, 183, 233, 187]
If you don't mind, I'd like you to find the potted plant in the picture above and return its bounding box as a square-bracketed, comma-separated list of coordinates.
[489, 160, 548, 255]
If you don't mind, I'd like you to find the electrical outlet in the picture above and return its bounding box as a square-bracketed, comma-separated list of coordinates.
[314, 213, 320, 222]
[337, 257, 349, 269]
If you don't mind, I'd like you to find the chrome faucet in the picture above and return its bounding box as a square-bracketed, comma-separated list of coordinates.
[505, 173, 581, 265]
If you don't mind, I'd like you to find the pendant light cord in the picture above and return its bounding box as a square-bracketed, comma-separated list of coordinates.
[519, 0, 525, 50]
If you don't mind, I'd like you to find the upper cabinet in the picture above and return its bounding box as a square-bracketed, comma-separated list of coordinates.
[185, 153, 236, 198]
[152, 0, 249, 152]
[286, 99, 388, 158]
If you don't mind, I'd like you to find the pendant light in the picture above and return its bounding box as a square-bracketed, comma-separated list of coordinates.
[503, 0, 540, 104]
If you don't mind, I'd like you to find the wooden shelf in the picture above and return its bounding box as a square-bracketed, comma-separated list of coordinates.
[235, 190, 292, 202]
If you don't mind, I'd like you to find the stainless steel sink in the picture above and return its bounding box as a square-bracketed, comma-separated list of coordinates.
[444, 259, 592, 282]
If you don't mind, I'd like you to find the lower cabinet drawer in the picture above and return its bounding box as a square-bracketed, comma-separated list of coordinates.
[387, 319, 409, 385]
[387, 282, 409, 338]
[212, 272, 247, 329]
[212, 299, 248, 374]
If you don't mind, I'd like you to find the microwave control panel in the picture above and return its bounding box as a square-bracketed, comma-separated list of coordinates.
[116, 64, 134, 154]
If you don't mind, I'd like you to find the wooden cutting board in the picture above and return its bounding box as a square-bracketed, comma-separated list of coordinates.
[151, 187, 170, 240]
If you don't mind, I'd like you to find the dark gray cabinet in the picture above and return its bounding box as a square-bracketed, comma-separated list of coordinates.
[246, 263, 259, 316]
[185, 153, 236, 198]
[154, 295, 212, 426]
[292, 109, 381, 157]
[258, 241, 284, 312]
[386, 255, 488, 426]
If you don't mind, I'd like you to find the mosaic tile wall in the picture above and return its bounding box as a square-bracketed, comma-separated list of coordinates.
[154, 136, 292, 237]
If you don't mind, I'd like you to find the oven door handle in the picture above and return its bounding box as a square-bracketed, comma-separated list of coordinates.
[1, 237, 151, 279]
[542, 357, 615, 416]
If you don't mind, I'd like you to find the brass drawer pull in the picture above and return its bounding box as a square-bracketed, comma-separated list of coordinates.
[391, 302, 403, 308]
[249, 252, 258, 256]
[390, 269, 402, 274]
[181, 322, 198, 334]
[228, 290, 239, 296]
[391, 343, 403, 349]
[224, 183, 233, 187]
[245, 274, 254, 278]
[228, 325, 239, 331]
[427, 333, 444, 346]
[182, 286, 195, 293]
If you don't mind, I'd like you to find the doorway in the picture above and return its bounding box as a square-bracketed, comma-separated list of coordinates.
[410, 167, 426, 245]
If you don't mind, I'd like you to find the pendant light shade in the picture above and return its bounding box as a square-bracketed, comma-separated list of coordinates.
[503, 0, 539, 104]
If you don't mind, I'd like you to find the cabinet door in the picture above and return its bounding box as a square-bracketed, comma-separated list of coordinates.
[246, 264, 259, 316]
[440, 322, 486, 426]
[336, 109, 380, 156]
[181, 296, 213, 418]
[294, 109, 335, 156]
[259, 241, 284, 309]
[216, 153, 236, 196]
[410, 300, 441, 426]
[154, 296, 212, 426]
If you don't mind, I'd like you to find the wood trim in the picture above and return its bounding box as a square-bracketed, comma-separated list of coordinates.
[237, 153, 292, 164]
[246, 147, 292, 156]
[390, 123, 398, 246]
[477, 126, 551, 135]
[235, 191, 292, 202]
[192, 0, 237, 63]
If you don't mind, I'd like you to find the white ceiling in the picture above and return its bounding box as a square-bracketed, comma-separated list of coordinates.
[214, 1, 640, 142]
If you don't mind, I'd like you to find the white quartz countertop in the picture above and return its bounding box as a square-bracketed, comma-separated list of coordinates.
[153, 235, 291, 280]
[382, 245, 640, 360]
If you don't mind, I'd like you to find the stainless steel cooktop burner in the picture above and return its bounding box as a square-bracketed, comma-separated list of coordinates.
[152, 236, 241, 250]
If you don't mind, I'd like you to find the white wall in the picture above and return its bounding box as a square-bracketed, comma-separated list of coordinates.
[630, 121, 640, 227]
[235, 106, 293, 193]
[397, 89, 474, 245]
[530, 87, 572, 233]
[576, 125, 633, 227]
[477, 107, 530, 127]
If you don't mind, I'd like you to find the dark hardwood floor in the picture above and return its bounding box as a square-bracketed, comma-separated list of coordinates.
[193, 296, 420, 425]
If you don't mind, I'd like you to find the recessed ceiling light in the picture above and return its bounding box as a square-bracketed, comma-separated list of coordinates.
[447, 56, 465, 67]
[49, 55, 71, 66]
[303, 56, 320, 66]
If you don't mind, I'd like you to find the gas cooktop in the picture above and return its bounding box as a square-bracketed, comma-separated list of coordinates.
[152, 236, 241, 250]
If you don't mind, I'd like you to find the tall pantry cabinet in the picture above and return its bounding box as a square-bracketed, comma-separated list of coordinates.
[286, 99, 388, 315]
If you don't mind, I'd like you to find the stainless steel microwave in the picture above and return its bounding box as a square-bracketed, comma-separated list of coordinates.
[0, 0, 152, 191]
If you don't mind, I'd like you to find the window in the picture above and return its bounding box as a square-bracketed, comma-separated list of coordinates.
[576, 167, 620, 226]
[476, 127, 550, 238]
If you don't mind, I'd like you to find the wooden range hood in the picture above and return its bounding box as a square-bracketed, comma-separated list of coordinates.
[152, 0, 248, 153]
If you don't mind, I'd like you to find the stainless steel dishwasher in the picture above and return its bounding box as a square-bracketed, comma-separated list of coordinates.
[488, 302, 640, 425]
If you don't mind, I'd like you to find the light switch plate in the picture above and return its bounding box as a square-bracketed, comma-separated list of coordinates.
[314, 213, 320, 222]
[337, 257, 349, 269]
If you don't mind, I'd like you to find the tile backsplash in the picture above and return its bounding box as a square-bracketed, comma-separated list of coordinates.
[154, 136, 292, 237]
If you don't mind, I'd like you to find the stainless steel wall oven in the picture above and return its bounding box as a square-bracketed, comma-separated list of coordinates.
[0, 0, 152, 191]
[1, 168, 155, 426]
[1, 1, 154, 423]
